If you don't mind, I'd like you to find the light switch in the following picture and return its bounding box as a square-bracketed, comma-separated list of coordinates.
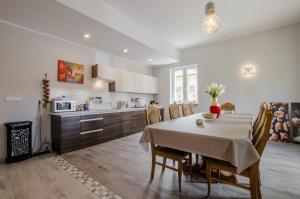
[5, 97, 22, 102]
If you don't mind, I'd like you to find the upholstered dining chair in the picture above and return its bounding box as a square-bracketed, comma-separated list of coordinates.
[183, 103, 193, 116]
[221, 102, 236, 113]
[146, 106, 192, 192]
[169, 104, 182, 120]
[189, 103, 197, 114]
[146, 105, 162, 125]
[205, 108, 272, 199]
[178, 104, 184, 117]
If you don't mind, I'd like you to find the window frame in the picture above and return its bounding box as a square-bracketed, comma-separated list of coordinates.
[170, 65, 198, 104]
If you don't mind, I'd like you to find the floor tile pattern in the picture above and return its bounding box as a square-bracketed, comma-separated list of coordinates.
[51, 155, 122, 199]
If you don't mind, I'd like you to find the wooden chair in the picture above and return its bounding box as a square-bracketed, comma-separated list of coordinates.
[183, 103, 192, 116]
[205, 108, 272, 199]
[253, 103, 265, 130]
[221, 102, 236, 113]
[252, 104, 268, 144]
[150, 144, 192, 192]
[146, 106, 193, 192]
[169, 104, 182, 120]
[146, 105, 162, 125]
[178, 104, 184, 117]
[189, 103, 197, 114]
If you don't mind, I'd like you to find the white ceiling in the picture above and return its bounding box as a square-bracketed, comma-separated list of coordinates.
[1, 0, 300, 66]
[0, 0, 179, 66]
[105, 0, 300, 49]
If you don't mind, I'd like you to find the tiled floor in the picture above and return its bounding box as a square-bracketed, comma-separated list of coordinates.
[1, 133, 300, 199]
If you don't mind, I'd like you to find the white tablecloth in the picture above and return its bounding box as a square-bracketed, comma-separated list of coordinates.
[140, 113, 259, 173]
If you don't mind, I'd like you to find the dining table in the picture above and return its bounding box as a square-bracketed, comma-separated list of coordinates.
[139, 112, 259, 174]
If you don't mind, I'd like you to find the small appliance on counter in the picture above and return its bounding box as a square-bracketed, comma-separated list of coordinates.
[117, 101, 128, 109]
[149, 100, 159, 105]
[131, 97, 145, 108]
[50, 97, 77, 113]
[87, 97, 104, 110]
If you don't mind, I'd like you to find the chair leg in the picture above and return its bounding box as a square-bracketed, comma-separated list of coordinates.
[162, 157, 167, 172]
[178, 160, 183, 192]
[257, 173, 262, 199]
[206, 161, 211, 198]
[257, 179, 262, 199]
[150, 153, 156, 181]
[196, 154, 199, 164]
[250, 168, 259, 199]
[188, 153, 193, 180]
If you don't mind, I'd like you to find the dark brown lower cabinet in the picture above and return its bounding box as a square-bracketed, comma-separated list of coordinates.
[102, 113, 122, 140]
[51, 115, 81, 154]
[51, 109, 163, 154]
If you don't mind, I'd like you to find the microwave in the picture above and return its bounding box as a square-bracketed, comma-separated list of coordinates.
[50, 100, 77, 113]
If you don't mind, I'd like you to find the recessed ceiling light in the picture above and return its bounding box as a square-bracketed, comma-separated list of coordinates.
[83, 33, 90, 39]
[123, 48, 129, 53]
[148, 58, 153, 62]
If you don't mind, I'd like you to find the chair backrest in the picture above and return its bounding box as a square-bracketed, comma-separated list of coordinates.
[252, 105, 268, 144]
[189, 103, 197, 114]
[178, 105, 184, 117]
[253, 103, 265, 130]
[254, 108, 272, 156]
[146, 105, 161, 125]
[221, 102, 235, 113]
[169, 104, 181, 120]
[183, 103, 192, 116]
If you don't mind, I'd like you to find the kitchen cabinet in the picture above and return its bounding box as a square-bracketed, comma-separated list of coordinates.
[92, 64, 116, 82]
[132, 72, 142, 93]
[152, 77, 158, 94]
[80, 114, 104, 148]
[115, 69, 133, 92]
[102, 112, 123, 140]
[110, 70, 158, 94]
[51, 115, 81, 154]
[51, 109, 164, 154]
[122, 110, 146, 135]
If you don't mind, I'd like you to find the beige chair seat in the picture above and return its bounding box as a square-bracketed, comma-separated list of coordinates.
[203, 156, 250, 177]
[155, 146, 190, 159]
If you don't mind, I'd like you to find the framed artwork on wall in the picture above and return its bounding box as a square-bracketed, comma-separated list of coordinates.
[291, 103, 300, 143]
[270, 102, 290, 142]
[291, 103, 300, 119]
[58, 60, 84, 84]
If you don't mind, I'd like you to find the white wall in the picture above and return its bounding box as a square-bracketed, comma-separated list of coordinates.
[0, 21, 153, 161]
[153, 22, 300, 120]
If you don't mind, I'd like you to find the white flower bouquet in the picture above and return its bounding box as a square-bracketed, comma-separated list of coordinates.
[203, 83, 225, 98]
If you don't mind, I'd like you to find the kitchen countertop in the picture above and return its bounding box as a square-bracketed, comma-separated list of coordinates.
[49, 107, 163, 117]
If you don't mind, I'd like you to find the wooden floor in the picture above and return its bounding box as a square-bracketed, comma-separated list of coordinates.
[1, 133, 300, 199]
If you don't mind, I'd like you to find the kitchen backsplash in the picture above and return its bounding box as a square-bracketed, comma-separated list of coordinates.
[51, 86, 155, 109]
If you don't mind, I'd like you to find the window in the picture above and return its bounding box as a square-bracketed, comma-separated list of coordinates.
[170, 65, 198, 104]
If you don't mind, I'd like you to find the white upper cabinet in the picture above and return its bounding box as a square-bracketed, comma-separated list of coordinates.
[92, 64, 116, 82]
[92, 65, 158, 94]
[115, 69, 133, 92]
[132, 72, 141, 93]
[151, 76, 159, 94]
[132, 73, 158, 94]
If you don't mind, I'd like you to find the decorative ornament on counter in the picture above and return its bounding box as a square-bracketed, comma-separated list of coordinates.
[42, 73, 50, 109]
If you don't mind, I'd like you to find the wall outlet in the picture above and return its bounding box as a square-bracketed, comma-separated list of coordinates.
[5, 97, 22, 102]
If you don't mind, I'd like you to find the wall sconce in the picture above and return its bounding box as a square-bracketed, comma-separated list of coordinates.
[92, 79, 105, 89]
[241, 64, 256, 78]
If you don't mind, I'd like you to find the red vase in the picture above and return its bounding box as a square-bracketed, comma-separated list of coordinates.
[210, 97, 221, 118]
